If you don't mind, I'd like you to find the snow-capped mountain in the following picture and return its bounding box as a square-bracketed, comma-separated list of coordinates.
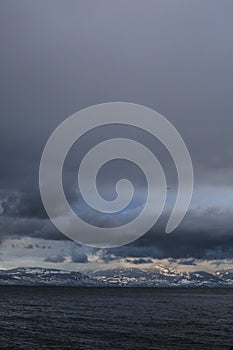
[0, 267, 104, 286]
[91, 267, 233, 287]
[0, 267, 232, 287]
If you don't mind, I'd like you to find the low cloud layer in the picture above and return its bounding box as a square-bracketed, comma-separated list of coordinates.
[0, 200, 233, 259]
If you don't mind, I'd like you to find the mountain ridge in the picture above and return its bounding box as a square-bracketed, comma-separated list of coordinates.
[0, 266, 233, 287]
[91, 267, 233, 287]
[0, 267, 104, 287]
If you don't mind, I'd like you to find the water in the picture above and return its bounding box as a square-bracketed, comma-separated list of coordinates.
[0, 287, 232, 349]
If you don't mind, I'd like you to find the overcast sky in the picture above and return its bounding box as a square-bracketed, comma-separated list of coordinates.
[0, 1, 233, 269]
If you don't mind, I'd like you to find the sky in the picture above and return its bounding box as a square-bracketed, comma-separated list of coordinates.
[0, 0, 233, 271]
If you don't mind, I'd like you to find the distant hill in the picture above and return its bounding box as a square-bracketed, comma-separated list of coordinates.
[91, 267, 233, 287]
[0, 267, 232, 287]
[0, 267, 103, 286]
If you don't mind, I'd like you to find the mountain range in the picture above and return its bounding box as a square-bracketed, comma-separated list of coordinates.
[0, 267, 103, 287]
[0, 267, 233, 287]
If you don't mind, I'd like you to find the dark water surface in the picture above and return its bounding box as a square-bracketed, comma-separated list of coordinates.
[0, 287, 232, 349]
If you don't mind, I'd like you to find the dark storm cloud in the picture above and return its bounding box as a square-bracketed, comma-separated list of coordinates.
[107, 207, 233, 260]
[1, 190, 47, 219]
[0, 1, 232, 258]
[0, 0, 232, 184]
[0, 214, 65, 242]
[1, 199, 233, 259]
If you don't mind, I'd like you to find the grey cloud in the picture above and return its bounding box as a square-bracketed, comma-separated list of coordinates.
[25, 244, 34, 249]
[125, 258, 153, 265]
[71, 245, 88, 263]
[0, 0, 232, 187]
[104, 206, 233, 260]
[0, 1, 232, 261]
[177, 258, 197, 266]
[1, 202, 233, 260]
[0, 214, 66, 243]
[1, 191, 47, 219]
[97, 251, 117, 264]
[211, 260, 232, 267]
[44, 254, 66, 263]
